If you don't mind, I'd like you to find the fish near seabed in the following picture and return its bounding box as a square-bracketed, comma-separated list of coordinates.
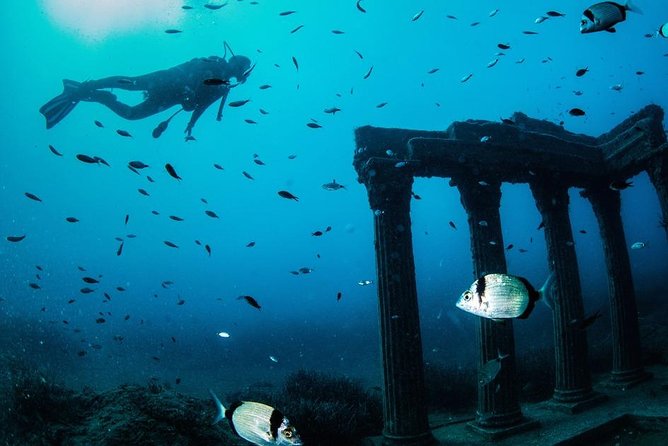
[456, 273, 555, 320]
[579, 1, 642, 34]
[210, 389, 302, 446]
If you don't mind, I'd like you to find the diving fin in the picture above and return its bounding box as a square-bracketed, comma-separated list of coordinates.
[39, 79, 82, 129]
[152, 108, 183, 139]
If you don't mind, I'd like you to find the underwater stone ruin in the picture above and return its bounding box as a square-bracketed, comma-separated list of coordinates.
[353, 104, 668, 445]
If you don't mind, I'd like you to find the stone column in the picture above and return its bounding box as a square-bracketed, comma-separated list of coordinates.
[581, 185, 651, 387]
[646, 153, 668, 240]
[530, 179, 605, 412]
[455, 176, 537, 438]
[362, 164, 434, 446]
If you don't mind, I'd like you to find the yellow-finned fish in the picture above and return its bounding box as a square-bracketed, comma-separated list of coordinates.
[210, 390, 302, 446]
[455, 273, 554, 320]
[580, 1, 642, 34]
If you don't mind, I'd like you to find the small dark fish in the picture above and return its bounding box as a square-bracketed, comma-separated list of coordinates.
[78, 266, 86, 271]
[138, 188, 150, 196]
[446, 14, 458, 20]
[411, 192, 422, 200]
[128, 166, 140, 175]
[80, 287, 95, 294]
[116, 129, 132, 137]
[228, 99, 250, 107]
[290, 25, 304, 34]
[299, 267, 313, 274]
[427, 68, 440, 74]
[82, 277, 99, 284]
[363, 65, 373, 79]
[356, 0, 366, 13]
[177, 298, 186, 305]
[238, 295, 261, 310]
[279, 10, 296, 16]
[331, 29, 345, 34]
[124, 314, 130, 320]
[201, 198, 208, 204]
[354, 50, 364, 59]
[169, 215, 184, 222]
[151, 210, 159, 215]
[470, 21, 480, 26]
[506, 244, 514, 250]
[306, 122, 322, 128]
[292, 56, 299, 71]
[94, 120, 104, 128]
[287, 154, 297, 159]
[126, 234, 137, 238]
[95, 317, 106, 324]
[337, 291, 343, 301]
[94, 156, 110, 167]
[497, 43, 511, 50]
[576, 67, 589, 77]
[205, 244, 211, 256]
[411, 10, 424, 21]
[205, 210, 219, 218]
[48, 144, 63, 156]
[278, 190, 299, 201]
[324, 107, 341, 115]
[609, 179, 632, 191]
[244, 119, 257, 124]
[203, 78, 230, 86]
[76, 154, 98, 164]
[242, 171, 254, 180]
[164, 29, 183, 34]
[175, 378, 181, 385]
[449, 221, 457, 230]
[569, 108, 586, 117]
[546, 11, 566, 17]
[116, 287, 126, 292]
[259, 108, 269, 115]
[129, 161, 149, 169]
[325, 226, 332, 232]
[376, 102, 388, 108]
[213, 163, 224, 170]
[312, 231, 323, 237]
[523, 31, 539, 35]
[246, 241, 256, 247]
[164, 241, 179, 248]
[290, 271, 300, 275]
[570, 310, 602, 330]
[537, 221, 545, 230]
[78, 350, 87, 357]
[125, 214, 129, 225]
[579, 229, 588, 234]
[68, 299, 76, 304]
[29, 282, 41, 289]
[24, 192, 42, 202]
[259, 84, 272, 90]
[165, 163, 181, 180]
[518, 248, 528, 253]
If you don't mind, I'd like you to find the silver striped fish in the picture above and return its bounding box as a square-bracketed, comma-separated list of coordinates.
[210, 390, 302, 446]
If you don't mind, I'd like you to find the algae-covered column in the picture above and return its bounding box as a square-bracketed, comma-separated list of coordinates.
[646, 153, 668, 241]
[582, 185, 650, 387]
[530, 178, 604, 412]
[361, 162, 434, 446]
[455, 176, 536, 438]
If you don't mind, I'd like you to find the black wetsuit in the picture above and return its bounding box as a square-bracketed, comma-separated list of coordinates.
[79, 56, 250, 136]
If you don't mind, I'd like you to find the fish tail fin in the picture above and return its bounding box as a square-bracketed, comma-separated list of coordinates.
[209, 389, 226, 424]
[539, 271, 556, 311]
[39, 80, 82, 129]
[625, 1, 643, 14]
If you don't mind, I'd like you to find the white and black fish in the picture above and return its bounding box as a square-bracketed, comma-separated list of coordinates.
[580, 1, 641, 34]
[322, 179, 345, 191]
[456, 273, 555, 320]
[210, 390, 302, 446]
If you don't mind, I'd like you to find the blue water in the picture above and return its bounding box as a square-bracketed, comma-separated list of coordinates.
[1, 0, 667, 400]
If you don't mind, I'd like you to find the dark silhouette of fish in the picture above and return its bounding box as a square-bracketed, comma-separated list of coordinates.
[49, 145, 63, 156]
[116, 129, 132, 137]
[163, 241, 179, 248]
[65, 217, 79, 223]
[25, 192, 42, 202]
[246, 241, 256, 247]
[76, 154, 98, 164]
[356, 0, 366, 13]
[164, 29, 182, 34]
[205, 210, 219, 218]
[7, 235, 26, 242]
[290, 25, 304, 34]
[94, 120, 104, 127]
[363, 66, 373, 79]
[238, 295, 261, 310]
[165, 163, 181, 180]
[278, 190, 299, 201]
[228, 99, 250, 107]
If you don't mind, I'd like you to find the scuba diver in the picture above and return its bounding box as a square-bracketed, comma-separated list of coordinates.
[40, 43, 253, 139]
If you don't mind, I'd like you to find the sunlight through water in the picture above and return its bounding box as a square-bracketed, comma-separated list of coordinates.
[42, 0, 184, 42]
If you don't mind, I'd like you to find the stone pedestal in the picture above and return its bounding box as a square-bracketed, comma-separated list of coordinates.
[530, 179, 602, 409]
[456, 177, 538, 437]
[362, 162, 434, 446]
[582, 185, 652, 388]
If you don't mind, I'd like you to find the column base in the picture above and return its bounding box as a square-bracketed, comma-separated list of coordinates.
[381, 430, 436, 446]
[467, 416, 540, 441]
[607, 369, 653, 390]
[546, 391, 608, 414]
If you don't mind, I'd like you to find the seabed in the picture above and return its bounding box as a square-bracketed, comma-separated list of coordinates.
[364, 365, 668, 446]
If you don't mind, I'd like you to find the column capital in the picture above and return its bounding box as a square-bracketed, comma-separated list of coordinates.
[359, 159, 415, 212]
